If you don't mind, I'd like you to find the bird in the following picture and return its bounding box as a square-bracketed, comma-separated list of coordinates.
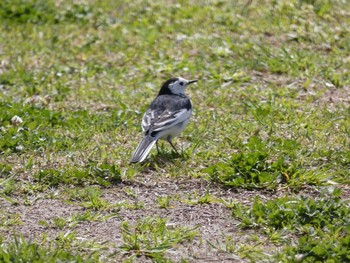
[130, 77, 198, 163]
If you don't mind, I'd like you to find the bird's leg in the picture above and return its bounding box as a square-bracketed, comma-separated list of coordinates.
[167, 138, 180, 155]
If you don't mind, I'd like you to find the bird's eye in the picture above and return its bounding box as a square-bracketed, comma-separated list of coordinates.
[179, 82, 184, 86]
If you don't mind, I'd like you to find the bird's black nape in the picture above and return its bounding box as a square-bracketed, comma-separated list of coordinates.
[158, 77, 179, 96]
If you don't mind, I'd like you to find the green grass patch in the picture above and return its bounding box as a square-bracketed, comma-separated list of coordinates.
[276, 230, 350, 262]
[0, 235, 101, 263]
[34, 162, 121, 188]
[204, 135, 332, 189]
[119, 216, 198, 260]
[232, 188, 349, 231]
[0, 101, 132, 155]
[231, 187, 350, 261]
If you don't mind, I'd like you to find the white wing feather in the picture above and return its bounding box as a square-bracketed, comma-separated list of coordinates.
[152, 109, 191, 132]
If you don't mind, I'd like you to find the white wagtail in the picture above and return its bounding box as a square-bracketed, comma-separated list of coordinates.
[130, 77, 198, 163]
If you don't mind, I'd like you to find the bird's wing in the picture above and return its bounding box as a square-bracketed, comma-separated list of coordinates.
[152, 108, 191, 131]
[141, 108, 155, 131]
[142, 108, 191, 133]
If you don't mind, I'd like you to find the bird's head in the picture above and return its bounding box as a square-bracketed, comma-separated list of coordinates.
[158, 77, 198, 96]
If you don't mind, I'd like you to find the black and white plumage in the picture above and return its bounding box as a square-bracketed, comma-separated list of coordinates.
[130, 77, 197, 163]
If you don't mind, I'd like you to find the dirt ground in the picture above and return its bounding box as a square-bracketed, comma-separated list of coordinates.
[3, 169, 342, 262]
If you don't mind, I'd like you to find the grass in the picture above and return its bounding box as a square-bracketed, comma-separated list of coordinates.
[118, 217, 198, 260]
[0, 235, 101, 263]
[0, 0, 349, 262]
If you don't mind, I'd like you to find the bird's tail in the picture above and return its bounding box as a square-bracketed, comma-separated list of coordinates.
[130, 135, 157, 163]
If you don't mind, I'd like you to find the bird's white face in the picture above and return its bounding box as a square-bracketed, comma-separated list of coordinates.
[168, 77, 197, 95]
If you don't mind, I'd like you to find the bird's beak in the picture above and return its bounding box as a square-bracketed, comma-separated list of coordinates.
[187, 79, 198, 85]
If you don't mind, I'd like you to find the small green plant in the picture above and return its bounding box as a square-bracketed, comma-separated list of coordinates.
[0, 176, 16, 196]
[123, 187, 138, 198]
[157, 195, 172, 209]
[183, 191, 215, 205]
[81, 196, 112, 211]
[80, 190, 118, 212]
[54, 231, 78, 250]
[0, 212, 22, 227]
[52, 217, 67, 229]
[66, 187, 102, 202]
[0, 163, 12, 177]
[116, 200, 145, 210]
[119, 217, 198, 260]
[38, 220, 50, 228]
[69, 211, 118, 227]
